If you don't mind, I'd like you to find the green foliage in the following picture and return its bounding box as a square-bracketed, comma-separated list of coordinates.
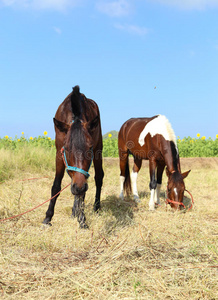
[0, 133, 55, 150]
[103, 137, 119, 157]
[0, 133, 56, 182]
[103, 135, 218, 158]
[177, 136, 218, 157]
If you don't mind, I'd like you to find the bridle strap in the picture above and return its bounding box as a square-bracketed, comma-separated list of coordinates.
[165, 198, 186, 208]
[165, 189, 194, 211]
[61, 147, 92, 178]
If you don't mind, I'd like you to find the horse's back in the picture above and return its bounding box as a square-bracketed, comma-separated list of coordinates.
[55, 93, 99, 124]
[119, 116, 158, 142]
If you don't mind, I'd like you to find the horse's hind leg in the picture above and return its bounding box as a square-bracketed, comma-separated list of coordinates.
[43, 151, 65, 225]
[119, 151, 128, 200]
[131, 157, 142, 202]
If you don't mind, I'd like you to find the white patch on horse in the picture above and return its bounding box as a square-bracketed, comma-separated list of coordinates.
[155, 183, 161, 205]
[131, 171, 139, 201]
[138, 115, 177, 152]
[149, 189, 155, 211]
[174, 187, 178, 196]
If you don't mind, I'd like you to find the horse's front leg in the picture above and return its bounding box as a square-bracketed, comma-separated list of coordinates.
[149, 159, 157, 211]
[43, 151, 65, 225]
[93, 150, 104, 212]
[155, 163, 165, 206]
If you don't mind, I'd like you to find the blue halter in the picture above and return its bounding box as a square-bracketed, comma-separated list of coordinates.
[61, 146, 93, 178]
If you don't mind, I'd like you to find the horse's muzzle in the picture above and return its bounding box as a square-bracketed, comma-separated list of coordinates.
[71, 183, 88, 195]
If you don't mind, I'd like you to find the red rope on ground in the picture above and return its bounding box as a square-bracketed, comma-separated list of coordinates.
[184, 189, 194, 210]
[0, 183, 71, 222]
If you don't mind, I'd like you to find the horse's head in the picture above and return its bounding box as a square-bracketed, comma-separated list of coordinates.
[166, 169, 191, 210]
[54, 116, 99, 196]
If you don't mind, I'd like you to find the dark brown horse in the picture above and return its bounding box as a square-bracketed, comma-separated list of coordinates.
[43, 86, 104, 228]
[118, 115, 190, 210]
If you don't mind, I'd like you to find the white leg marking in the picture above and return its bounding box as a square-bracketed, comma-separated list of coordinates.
[131, 171, 140, 202]
[149, 189, 155, 211]
[119, 176, 125, 200]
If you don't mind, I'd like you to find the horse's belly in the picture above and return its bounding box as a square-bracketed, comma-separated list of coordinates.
[130, 147, 148, 160]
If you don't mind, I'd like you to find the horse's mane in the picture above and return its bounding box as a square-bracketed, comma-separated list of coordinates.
[160, 115, 177, 145]
[69, 118, 86, 153]
[170, 141, 179, 172]
[71, 85, 81, 117]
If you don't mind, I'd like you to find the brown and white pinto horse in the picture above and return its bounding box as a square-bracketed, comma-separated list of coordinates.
[118, 115, 190, 210]
[43, 86, 104, 228]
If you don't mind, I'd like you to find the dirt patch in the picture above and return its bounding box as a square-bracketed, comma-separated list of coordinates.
[180, 157, 218, 170]
[103, 157, 218, 170]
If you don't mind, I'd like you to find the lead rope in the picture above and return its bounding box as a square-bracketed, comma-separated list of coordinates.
[0, 182, 71, 222]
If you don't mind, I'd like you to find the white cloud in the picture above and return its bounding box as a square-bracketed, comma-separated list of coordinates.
[96, 0, 131, 17]
[114, 23, 148, 35]
[150, 0, 218, 10]
[0, 0, 82, 11]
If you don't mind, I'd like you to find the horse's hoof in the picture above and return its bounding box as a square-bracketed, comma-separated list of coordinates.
[149, 207, 155, 211]
[79, 222, 89, 229]
[119, 193, 124, 200]
[42, 218, 52, 225]
[41, 223, 52, 230]
[134, 196, 141, 203]
[93, 204, 100, 212]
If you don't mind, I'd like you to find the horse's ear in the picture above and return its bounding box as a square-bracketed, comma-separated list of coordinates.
[53, 118, 70, 134]
[181, 170, 191, 179]
[71, 85, 81, 117]
[88, 115, 99, 132]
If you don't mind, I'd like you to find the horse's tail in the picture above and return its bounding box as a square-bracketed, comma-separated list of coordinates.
[71, 85, 81, 117]
[124, 154, 132, 196]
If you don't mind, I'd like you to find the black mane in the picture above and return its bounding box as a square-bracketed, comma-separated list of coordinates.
[69, 118, 86, 153]
[71, 85, 81, 118]
[170, 141, 179, 172]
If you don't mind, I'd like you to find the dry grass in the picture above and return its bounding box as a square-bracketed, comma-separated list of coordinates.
[0, 157, 218, 299]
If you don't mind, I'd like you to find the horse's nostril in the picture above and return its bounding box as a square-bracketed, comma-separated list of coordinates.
[71, 183, 88, 195]
[83, 183, 88, 193]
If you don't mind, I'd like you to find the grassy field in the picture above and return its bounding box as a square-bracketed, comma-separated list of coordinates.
[0, 150, 218, 299]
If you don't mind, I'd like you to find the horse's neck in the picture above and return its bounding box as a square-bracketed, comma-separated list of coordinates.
[162, 141, 180, 173]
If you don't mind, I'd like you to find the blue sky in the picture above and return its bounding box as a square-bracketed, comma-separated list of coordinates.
[0, 0, 218, 140]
